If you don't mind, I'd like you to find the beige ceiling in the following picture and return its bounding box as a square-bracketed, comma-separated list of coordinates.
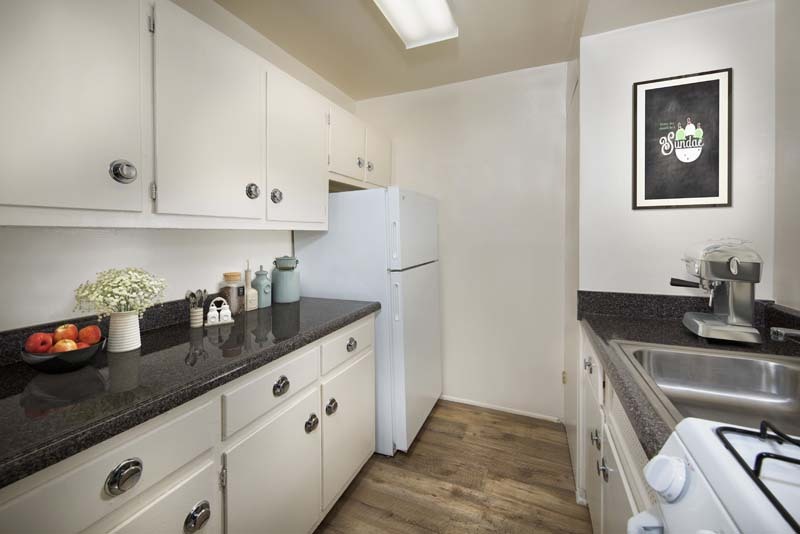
[214, 0, 587, 100]
[582, 0, 748, 36]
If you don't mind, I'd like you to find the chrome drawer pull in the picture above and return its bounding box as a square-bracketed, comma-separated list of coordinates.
[273, 375, 290, 397]
[325, 398, 338, 416]
[184, 500, 211, 533]
[305, 413, 319, 433]
[346, 337, 358, 353]
[105, 458, 143, 496]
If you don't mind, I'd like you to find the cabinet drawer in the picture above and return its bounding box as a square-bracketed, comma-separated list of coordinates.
[0, 401, 218, 534]
[108, 461, 220, 534]
[321, 319, 374, 375]
[222, 346, 319, 438]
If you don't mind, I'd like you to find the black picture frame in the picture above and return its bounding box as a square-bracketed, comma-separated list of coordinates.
[632, 68, 732, 210]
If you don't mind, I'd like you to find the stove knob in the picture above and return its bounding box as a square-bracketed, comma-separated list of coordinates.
[644, 454, 687, 502]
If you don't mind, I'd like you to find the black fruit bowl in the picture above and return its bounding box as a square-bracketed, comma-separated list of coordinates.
[21, 338, 106, 374]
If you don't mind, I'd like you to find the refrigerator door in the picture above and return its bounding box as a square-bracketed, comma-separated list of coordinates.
[390, 261, 442, 452]
[387, 187, 438, 271]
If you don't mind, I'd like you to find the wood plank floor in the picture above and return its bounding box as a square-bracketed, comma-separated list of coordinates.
[316, 400, 592, 534]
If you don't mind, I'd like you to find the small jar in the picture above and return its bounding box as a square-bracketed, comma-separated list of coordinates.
[219, 272, 244, 315]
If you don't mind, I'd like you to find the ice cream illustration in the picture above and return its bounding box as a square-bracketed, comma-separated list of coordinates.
[659, 116, 705, 163]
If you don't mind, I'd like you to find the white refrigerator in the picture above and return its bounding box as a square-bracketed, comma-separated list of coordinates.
[295, 187, 442, 455]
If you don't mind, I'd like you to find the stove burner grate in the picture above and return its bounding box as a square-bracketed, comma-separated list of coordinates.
[716, 421, 800, 533]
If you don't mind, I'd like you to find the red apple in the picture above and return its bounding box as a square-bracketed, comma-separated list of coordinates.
[53, 324, 78, 342]
[24, 332, 53, 354]
[78, 325, 102, 345]
[51, 339, 78, 353]
[76, 342, 90, 349]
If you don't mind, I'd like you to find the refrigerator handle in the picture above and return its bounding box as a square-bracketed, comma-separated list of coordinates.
[391, 221, 398, 262]
[392, 282, 401, 322]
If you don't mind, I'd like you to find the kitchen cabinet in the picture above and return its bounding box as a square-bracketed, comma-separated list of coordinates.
[153, 0, 265, 219]
[328, 105, 366, 181]
[0, 0, 143, 212]
[107, 461, 220, 534]
[600, 425, 638, 534]
[266, 66, 329, 223]
[224, 388, 322, 534]
[575, 327, 652, 534]
[0, 315, 377, 534]
[321, 350, 376, 508]
[582, 372, 603, 534]
[365, 130, 392, 187]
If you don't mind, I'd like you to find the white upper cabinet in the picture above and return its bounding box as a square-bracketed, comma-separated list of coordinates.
[266, 67, 328, 223]
[365, 129, 392, 187]
[328, 105, 366, 181]
[0, 0, 143, 212]
[153, 0, 265, 219]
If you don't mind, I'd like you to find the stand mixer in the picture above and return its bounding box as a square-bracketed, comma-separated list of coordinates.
[671, 239, 763, 344]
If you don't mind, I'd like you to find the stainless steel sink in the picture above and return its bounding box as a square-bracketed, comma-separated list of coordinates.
[614, 341, 800, 435]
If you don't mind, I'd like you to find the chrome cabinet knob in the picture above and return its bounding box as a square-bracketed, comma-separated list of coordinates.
[583, 358, 593, 374]
[367, 161, 374, 172]
[108, 159, 138, 184]
[305, 413, 319, 433]
[346, 337, 358, 353]
[272, 375, 290, 397]
[597, 458, 610, 482]
[325, 398, 338, 416]
[590, 429, 601, 450]
[105, 458, 143, 496]
[271, 188, 283, 204]
[357, 157, 364, 169]
[184, 500, 211, 533]
[245, 183, 260, 199]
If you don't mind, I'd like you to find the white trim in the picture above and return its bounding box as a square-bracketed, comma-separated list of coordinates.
[575, 489, 588, 506]
[439, 395, 562, 423]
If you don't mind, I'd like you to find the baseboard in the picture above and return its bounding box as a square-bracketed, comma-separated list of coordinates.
[439, 395, 562, 423]
[575, 488, 588, 506]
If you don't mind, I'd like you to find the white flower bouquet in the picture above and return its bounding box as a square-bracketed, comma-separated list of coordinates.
[75, 268, 167, 318]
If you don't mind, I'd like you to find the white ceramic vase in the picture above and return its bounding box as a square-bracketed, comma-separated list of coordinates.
[108, 311, 141, 352]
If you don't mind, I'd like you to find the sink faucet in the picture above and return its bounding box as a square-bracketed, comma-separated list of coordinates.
[770, 327, 800, 342]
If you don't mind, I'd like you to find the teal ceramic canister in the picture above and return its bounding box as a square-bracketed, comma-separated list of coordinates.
[271, 256, 300, 304]
[252, 265, 272, 308]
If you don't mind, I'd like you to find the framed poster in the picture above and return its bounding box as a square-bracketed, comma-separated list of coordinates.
[633, 68, 732, 209]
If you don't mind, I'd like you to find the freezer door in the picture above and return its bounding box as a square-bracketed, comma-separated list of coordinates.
[387, 187, 438, 270]
[390, 261, 442, 451]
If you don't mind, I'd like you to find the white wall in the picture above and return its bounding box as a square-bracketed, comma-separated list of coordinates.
[563, 59, 581, 466]
[0, 228, 290, 331]
[774, 0, 800, 310]
[357, 65, 568, 420]
[580, 0, 776, 299]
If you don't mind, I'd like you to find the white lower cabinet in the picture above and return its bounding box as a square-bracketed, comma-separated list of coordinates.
[600, 425, 637, 534]
[107, 461, 220, 534]
[0, 316, 377, 534]
[576, 327, 647, 534]
[224, 388, 322, 534]
[581, 372, 602, 534]
[321, 350, 376, 508]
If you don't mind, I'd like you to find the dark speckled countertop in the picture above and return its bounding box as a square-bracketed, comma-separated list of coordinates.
[0, 298, 380, 489]
[579, 292, 800, 459]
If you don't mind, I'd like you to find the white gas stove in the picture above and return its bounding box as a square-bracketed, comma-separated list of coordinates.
[628, 418, 800, 534]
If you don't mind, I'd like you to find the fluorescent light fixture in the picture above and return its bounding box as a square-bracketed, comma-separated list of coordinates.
[372, 0, 459, 49]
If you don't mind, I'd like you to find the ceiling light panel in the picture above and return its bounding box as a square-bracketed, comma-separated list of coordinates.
[372, 0, 459, 49]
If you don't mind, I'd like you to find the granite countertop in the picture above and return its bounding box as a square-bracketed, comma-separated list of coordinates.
[0, 297, 380, 489]
[581, 310, 800, 459]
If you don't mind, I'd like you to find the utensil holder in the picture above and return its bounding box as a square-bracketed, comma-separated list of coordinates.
[189, 308, 203, 328]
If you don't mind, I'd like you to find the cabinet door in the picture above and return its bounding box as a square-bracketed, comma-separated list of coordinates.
[365, 129, 391, 187]
[153, 0, 265, 219]
[266, 67, 328, 223]
[328, 105, 365, 180]
[224, 388, 321, 534]
[321, 350, 375, 508]
[602, 425, 637, 534]
[108, 461, 220, 534]
[582, 373, 602, 534]
[0, 0, 142, 212]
